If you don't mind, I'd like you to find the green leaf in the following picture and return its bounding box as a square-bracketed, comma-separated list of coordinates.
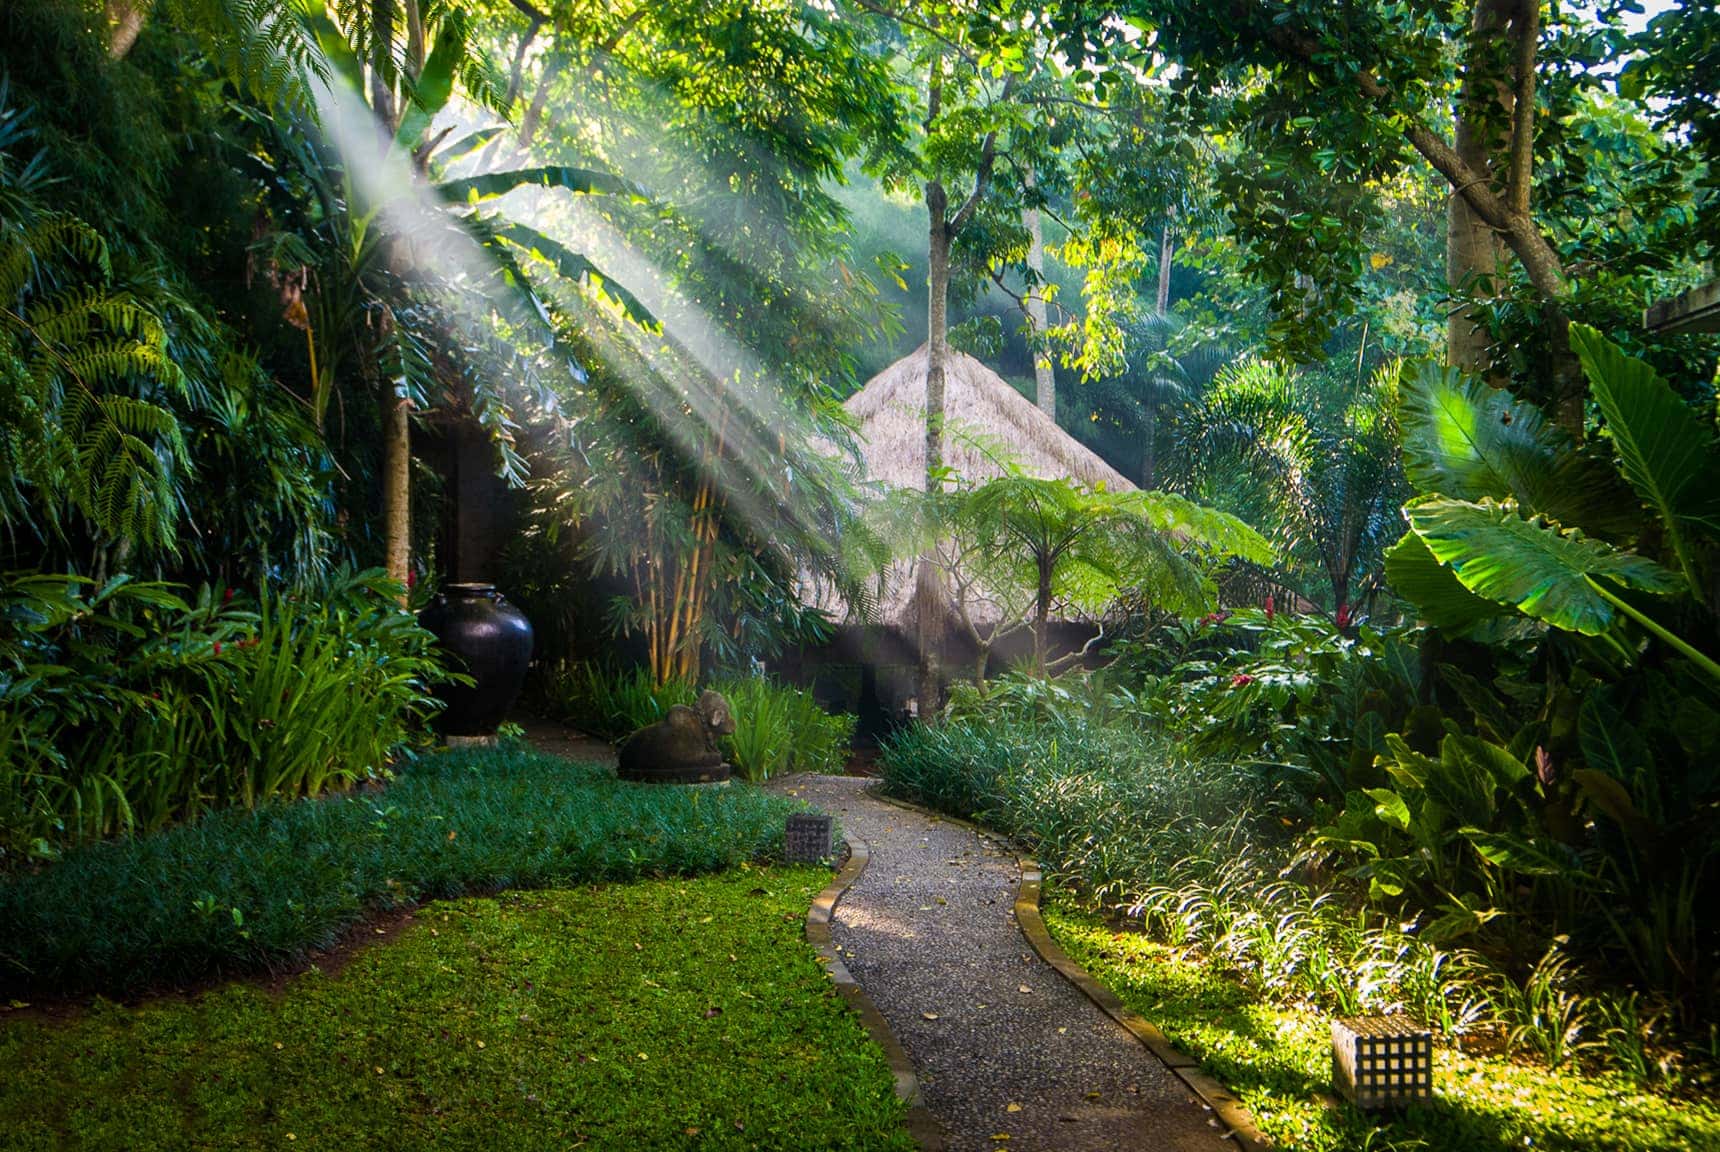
[1571, 323, 1720, 583]
[295, 0, 366, 97]
[1383, 531, 1507, 630]
[1577, 692, 1650, 787]
[395, 11, 468, 150]
[1398, 360, 1636, 534]
[1404, 496, 1680, 635]
[1460, 829, 1570, 876]
[1399, 361, 1556, 502]
[436, 166, 638, 204]
[1571, 768, 1658, 847]
[1365, 787, 1411, 830]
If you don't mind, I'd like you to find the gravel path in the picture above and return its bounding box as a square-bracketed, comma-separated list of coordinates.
[771, 774, 1231, 1152]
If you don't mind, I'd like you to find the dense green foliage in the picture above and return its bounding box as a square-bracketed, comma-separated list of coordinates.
[1047, 903, 1720, 1152]
[0, 868, 913, 1151]
[882, 693, 1714, 1088]
[0, 570, 443, 859]
[539, 662, 855, 781]
[0, 744, 805, 996]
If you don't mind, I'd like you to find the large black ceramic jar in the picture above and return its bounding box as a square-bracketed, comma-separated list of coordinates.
[418, 583, 534, 737]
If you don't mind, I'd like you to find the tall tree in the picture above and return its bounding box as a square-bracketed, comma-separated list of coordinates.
[1050, 0, 1707, 432]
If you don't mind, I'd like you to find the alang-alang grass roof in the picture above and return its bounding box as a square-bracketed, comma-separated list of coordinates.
[811, 346, 1134, 630]
[845, 345, 1134, 494]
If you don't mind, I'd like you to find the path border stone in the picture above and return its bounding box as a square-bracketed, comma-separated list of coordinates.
[1013, 859, 1270, 1152]
[805, 835, 946, 1151]
[871, 790, 1271, 1152]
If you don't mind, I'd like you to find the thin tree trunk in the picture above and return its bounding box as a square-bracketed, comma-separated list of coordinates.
[1142, 218, 1173, 490]
[1034, 557, 1052, 674]
[917, 183, 952, 722]
[382, 389, 411, 603]
[1023, 170, 1055, 418]
[1156, 217, 1174, 314]
[1140, 400, 1157, 490]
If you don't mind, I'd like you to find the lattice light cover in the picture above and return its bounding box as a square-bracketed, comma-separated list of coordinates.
[1332, 1016, 1434, 1108]
[784, 813, 834, 863]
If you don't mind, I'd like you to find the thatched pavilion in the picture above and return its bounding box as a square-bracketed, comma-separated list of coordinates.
[782, 345, 1133, 733]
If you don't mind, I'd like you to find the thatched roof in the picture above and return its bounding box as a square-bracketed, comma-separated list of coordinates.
[812, 346, 1134, 631]
[846, 345, 1134, 493]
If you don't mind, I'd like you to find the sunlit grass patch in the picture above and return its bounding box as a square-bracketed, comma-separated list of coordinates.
[0, 867, 912, 1152]
[1043, 898, 1720, 1152]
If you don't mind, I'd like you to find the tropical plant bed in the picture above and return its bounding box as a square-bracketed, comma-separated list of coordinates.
[1042, 899, 1720, 1152]
[0, 744, 806, 997]
[0, 867, 914, 1151]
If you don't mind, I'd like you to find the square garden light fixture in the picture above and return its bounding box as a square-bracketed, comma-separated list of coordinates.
[784, 813, 835, 864]
[1331, 1016, 1434, 1108]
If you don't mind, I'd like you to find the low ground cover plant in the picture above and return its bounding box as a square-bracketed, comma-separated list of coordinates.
[541, 661, 855, 780]
[0, 868, 913, 1151]
[1045, 902, 1720, 1152]
[0, 570, 445, 859]
[0, 744, 805, 997]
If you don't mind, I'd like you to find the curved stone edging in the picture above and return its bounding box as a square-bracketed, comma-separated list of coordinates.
[870, 787, 1270, 1152]
[805, 835, 946, 1151]
[1013, 859, 1271, 1152]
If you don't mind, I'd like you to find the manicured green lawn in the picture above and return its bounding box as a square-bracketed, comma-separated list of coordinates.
[1044, 899, 1720, 1152]
[0, 867, 912, 1152]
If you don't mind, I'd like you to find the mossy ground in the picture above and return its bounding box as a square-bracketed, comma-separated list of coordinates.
[1043, 898, 1719, 1152]
[0, 867, 913, 1152]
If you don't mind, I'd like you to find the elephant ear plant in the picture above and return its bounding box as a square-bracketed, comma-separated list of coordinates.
[1326, 334, 1720, 1031]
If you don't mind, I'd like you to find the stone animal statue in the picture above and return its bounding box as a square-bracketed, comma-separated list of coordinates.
[616, 690, 736, 784]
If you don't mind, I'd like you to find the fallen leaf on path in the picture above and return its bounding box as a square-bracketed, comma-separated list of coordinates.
[1018, 985, 1033, 994]
[921, 1011, 939, 1020]
[1006, 1103, 1022, 1113]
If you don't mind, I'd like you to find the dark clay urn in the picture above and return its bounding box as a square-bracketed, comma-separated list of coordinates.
[418, 583, 533, 737]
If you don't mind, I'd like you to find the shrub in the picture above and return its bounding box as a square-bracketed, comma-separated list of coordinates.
[0, 570, 444, 859]
[715, 675, 855, 782]
[0, 743, 808, 996]
[537, 660, 695, 741]
[541, 662, 855, 781]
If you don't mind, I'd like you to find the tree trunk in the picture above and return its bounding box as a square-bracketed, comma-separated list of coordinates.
[105, 0, 147, 59]
[1446, 0, 1512, 373]
[370, 0, 399, 134]
[1140, 399, 1157, 490]
[1033, 556, 1053, 674]
[1156, 217, 1173, 314]
[382, 388, 412, 604]
[916, 182, 952, 721]
[1140, 215, 1173, 490]
[1023, 170, 1055, 418]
